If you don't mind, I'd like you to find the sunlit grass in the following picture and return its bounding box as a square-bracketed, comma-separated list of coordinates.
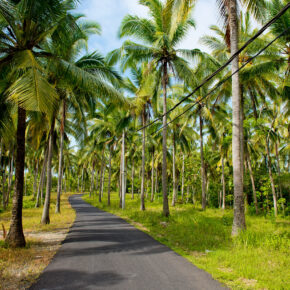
[84, 192, 290, 290]
[0, 192, 76, 289]
[1, 192, 75, 233]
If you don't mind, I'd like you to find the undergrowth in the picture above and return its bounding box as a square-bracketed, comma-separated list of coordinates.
[83, 192, 290, 290]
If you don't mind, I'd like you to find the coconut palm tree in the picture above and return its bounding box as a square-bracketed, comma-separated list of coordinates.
[112, 0, 202, 216]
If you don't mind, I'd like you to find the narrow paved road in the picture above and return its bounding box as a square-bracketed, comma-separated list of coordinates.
[31, 195, 225, 290]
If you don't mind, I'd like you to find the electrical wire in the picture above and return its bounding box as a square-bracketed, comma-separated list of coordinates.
[137, 2, 290, 132]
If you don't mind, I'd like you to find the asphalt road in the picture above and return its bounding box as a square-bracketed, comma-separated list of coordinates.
[31, 195, 225, 290]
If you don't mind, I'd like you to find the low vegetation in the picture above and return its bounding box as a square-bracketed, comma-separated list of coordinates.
[83, 192, 290, 290]
[0, 193, 75, 289]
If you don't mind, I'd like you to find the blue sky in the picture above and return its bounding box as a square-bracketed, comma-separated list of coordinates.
[75, 0, 220, 55]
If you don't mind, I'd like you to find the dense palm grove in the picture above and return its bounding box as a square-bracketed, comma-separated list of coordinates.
[0, 0, 289, 248]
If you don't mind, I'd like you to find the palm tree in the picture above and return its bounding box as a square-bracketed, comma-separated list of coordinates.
[0, 0, 65, 247]
[114, 0, 201, 216]
[122, 63, 157, 210]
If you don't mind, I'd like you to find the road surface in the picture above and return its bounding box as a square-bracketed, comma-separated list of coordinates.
[31, 195, 225, 290]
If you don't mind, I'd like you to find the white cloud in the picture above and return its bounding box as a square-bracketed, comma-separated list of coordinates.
[178, 0, 219, 52]
[75, 0, 222, 54]
[123, 0, 149, 17]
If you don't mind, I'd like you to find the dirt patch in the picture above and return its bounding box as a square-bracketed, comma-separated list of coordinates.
[218, 266, 233, 273]
[238, 277, 257, 288]
[128, 220, 150, 232]
[190, 251, 207, 257]
[0, 230, 68, 290]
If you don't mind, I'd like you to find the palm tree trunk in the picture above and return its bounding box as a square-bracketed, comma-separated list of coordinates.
[230, 0, 245, 235]
[140, 108, 146, 210]
[199, 112, 206, 210]
[5, 107, 26, 247]
[77, 176, 80, 192]
[222, 156, 226, 209]
[151, 150, 154, 202]
[33, 158, 39, 199]
[95, 170, 99, 194]
[56, 99, 66, 213]
[155, 167, 158, 198]
[172, 134, 177, 206]
[90, 163, 95, 198]
[181, 153, 185, 202]
[275, 142, 282, 198]
[121, 130, 126, 209]
[246, 154, 259, 214]
[131, 159, 134, 200]
[35, 146, 48, 208]
[119, 154, 122, 208]
[108, 146, 112, 206]
[162, 61, 169, 217]
[99, 150, 104, 203]
[101, 165, 105, 198]
[41, 117, 56, 224]
[81, 167, 84, 193]
[266, 136, 278, 216]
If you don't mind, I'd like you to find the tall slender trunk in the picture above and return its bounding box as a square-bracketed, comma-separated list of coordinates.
[151, 150, 154, 202]
[246, 154, 258, 214]
[222, 156, 226, 210]
[108, 147, 112, 206]
[119, 153, 122, 208]
[56, 99, 66, 213]
[275, 142, 282, 198]
[230, 0, 245, 235]
[77, 176, 80, 192]
[181, 153, 185, 202]
[240, 87, 244, 185]
[41, 117, 55, 224]
[266, 136, 278, 216]
[95, 170, 99, 194]
[172, 134, 177, 206]
[199, 112, 206, 210]
[101, 165, 105, 198]
[140, 108, 146, 210]
[5, 107, 26, 247]
[35, 146, 48, 208]
[155, 167, 158, 198]
[81, 167, 84, 193]
[131, 159, 134, 200]
[121, 130, 126, 209]
[33, 158, 39, 198]
[99, 150, 105, 203]
[90, 163, 95, 198]
[162, 61, 169, 216]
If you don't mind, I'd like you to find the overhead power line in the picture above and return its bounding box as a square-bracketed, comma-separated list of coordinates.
[137, 2, 290, 132]
[153, 27, 290, 134]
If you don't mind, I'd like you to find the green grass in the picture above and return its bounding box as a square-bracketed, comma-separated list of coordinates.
[1, 193, 76, 233]
[0, 192, 76, 289]
[83, 192, 290, 290]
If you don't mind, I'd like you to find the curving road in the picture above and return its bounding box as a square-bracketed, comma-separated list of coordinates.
[31, 195, 225, 290]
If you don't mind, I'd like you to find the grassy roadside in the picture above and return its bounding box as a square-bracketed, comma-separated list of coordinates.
[83, 192, 290, 290]
[0, 193, 76, 290]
